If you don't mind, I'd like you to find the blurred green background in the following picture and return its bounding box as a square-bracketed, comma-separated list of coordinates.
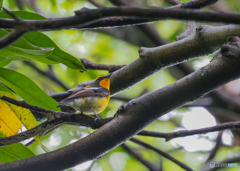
[3, 0, 240, 170]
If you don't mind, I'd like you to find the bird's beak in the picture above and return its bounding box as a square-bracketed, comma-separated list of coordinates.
[105, 72, 112, 78]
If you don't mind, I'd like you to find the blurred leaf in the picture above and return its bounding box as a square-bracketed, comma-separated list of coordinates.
[0, 11, 86, 70]
[0, 61, 10, 67]
[0, 68, 60, 111]
[0, 100, 22, 137]
[0, 133, 35, 164]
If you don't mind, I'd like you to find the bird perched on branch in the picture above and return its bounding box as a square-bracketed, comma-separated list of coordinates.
[57, 74, 112, 116]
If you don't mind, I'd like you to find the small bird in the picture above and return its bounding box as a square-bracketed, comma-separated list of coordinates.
[57, 74, 111, 116]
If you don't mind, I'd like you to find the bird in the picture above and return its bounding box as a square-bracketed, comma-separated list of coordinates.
[57, 74, 112, 117]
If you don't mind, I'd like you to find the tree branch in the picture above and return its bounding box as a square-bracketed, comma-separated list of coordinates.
[130, 138, 193, 171]
[138, 121, 240, 141]
[0, 8, 26, 50]
[175, 20, 195, 41]
[23, 61, 69, 91]
[80, 58, 125, 72]
[0, 96, 113, 146]
[121, 144, 159, 171]
[1, 7, 240, 31]
[41, 24, 240, 118]
[204, 156, 240, 171]
[2, 36, 240, 171]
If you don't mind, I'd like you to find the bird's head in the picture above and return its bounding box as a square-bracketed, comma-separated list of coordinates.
[91, 73, 112, 90]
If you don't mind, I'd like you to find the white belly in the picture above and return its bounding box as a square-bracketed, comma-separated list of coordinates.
[66, 96, 109, 114]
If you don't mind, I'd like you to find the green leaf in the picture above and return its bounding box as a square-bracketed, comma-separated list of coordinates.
[0, 11, 86, 70]
[0, 29, 57, 64]
[0, 61, 10, 67]
[0, 0, 2, 10]
[0, 68, 60, 111]
[23, 32, 86, 71]
[0, 133, 35, 164]
[0, 83, 12, 93]
[0, 11, 46, 20]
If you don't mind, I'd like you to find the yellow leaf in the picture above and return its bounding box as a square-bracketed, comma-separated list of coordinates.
[0, 91, 38, 131]
[0, 91, 50, 152]
[0, 101, 22, 137]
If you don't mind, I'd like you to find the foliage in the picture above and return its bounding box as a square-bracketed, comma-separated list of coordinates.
[0, 0, 240, 171]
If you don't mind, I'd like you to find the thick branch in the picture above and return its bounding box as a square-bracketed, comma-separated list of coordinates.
[2, 37, 240, 171]
[45, 24, 240, 116]
[110, 24, 240, 95]
[1, 7, 240, 31]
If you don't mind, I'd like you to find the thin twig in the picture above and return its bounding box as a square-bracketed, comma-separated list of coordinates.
[0, 7, 26, 50]
[1, 96, 59, 120]
[130, 138, 193, 171]
[2, 7, 21, 21]
[80, 58, 125, 72]
[175, 0, 218, 40]
[122, 144, 159, 171]
[181, 0, 218, 9]
[25, 139, 36, 147]
[165, 0, 182, 5]
[206, 131, 223, 162]
[0, 29, 26, 50]
[138, 121, 240, 141]
[23, 61, 69, 91]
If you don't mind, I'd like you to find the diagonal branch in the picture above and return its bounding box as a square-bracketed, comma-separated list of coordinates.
[0, 7, 26, 50]
[43, 24, 240, 117]
[23, 61, 69, 91]
[2, 36, 240, 171]
[130, 138, 193, 171]
[0, 28, 26, 50]
[122, 144, 159, 171]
